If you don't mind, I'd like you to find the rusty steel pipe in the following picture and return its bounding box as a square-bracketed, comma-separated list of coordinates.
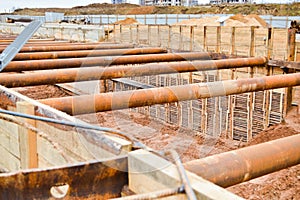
[0, 43, 74, 47]
[12, 48, 168, 60]
[184, 134, 300, 188]
[4, 52, 227, 72]
[0, 42, 118, 47]
[0, 57, 267, 88]
[0, 38, 56, 42]
[0, 43, 134, 53]
[39, 72, 300, 115]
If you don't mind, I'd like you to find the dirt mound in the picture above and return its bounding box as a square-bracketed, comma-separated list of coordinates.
[14, 85, 71, 100]
[173, 14, 269, 27]
[229, 14, 248, 23]
[247, 123, 299, 146]
[248, 14, 269, 27]
[173, 16, 220, 26]
[114, 17, 138, 25]
[226, 14, 269, 27]
[127, 6, 155, 15]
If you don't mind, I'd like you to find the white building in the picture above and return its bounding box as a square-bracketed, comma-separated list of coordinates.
[210, 0, 251, 4]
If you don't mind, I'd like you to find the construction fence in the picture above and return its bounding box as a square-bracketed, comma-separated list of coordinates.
[63, 14, 298, 28]
[108, 24, 297, 61]
[1, 14, 298, 27]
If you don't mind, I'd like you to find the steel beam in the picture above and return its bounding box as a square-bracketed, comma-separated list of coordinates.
[12, 48, 167, 60]
[0, 155, 128, 199]
[39, 72, 300, 115]
[0, 57, 267, 87]
[184, 133, 300, 188]
[4, 52, 226, 72]
[0, 20, 42, 71]
[0, 43, 134, 53]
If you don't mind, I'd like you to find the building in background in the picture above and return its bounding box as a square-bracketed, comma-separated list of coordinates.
[111, 0, 126, 4]
[210, 0, 252, 4]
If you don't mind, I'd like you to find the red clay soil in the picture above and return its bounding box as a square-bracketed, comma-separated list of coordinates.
[227, 87, 300, 200]
[0, 93, 15, 109]
[75, 105, 300, 199]
[13, 85, 72, 100]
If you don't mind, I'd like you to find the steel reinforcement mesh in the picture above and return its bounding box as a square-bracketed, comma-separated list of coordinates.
[110, 71, 285, 141]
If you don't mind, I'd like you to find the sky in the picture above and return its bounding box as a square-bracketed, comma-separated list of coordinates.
[0, 0, 110, 13]
[0, 0, 294, 13]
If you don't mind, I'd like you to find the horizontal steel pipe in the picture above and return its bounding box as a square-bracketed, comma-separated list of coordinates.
[39, 72, 300, 115]
[0, 43, 134, 53]
[184, 134, 300, 188]
[4, 52, 231, 72]
[0, 42, 117, 47]
[12, 48, 168, 60]
[0, 57, 267, 87]
[0, 38, 55, 43]
[0, 42, 74, 47]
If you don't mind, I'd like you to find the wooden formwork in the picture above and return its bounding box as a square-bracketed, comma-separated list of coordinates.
[109, 24, 296, 61]
[0, 86, 132, 172]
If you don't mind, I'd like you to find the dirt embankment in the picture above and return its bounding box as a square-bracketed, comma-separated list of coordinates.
[8, 2, 300, 16]
[174, 14, 269, 27]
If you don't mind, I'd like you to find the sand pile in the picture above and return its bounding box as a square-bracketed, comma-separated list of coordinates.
[173, 16, 220, 26]
[173, 14, 269, 28]
[225, 14, 269, 27]
[114, 17, 138, 25]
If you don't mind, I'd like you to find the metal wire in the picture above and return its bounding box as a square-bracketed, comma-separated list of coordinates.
[0, 114, 71, 162]
[167, 150, 197, 200]
[0, 108, 147, 149]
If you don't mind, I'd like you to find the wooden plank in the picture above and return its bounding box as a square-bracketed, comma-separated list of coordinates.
[203, 26, 207, 51]
[216, 26, 221, 53]
[128, 149, 244, 200]
[250, 26, 255, 57]
[231, 27, 236, 55]
[267, 28, 273, 60]
[35, 121, 132, 163]
[0, 117, 19, 140]
[0, 145, 20, 171]
[17, 101, 38, 169]
[0, 124, 20, 158]
[37, 136, 68, 166]
[189, 26, 194, 52]
[247, 67, 254, 141]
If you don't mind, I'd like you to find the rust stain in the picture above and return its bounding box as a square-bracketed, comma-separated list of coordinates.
[0, 156, 128, 199]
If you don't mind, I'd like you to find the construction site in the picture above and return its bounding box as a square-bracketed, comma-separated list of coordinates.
[0, 13, 300, 200]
